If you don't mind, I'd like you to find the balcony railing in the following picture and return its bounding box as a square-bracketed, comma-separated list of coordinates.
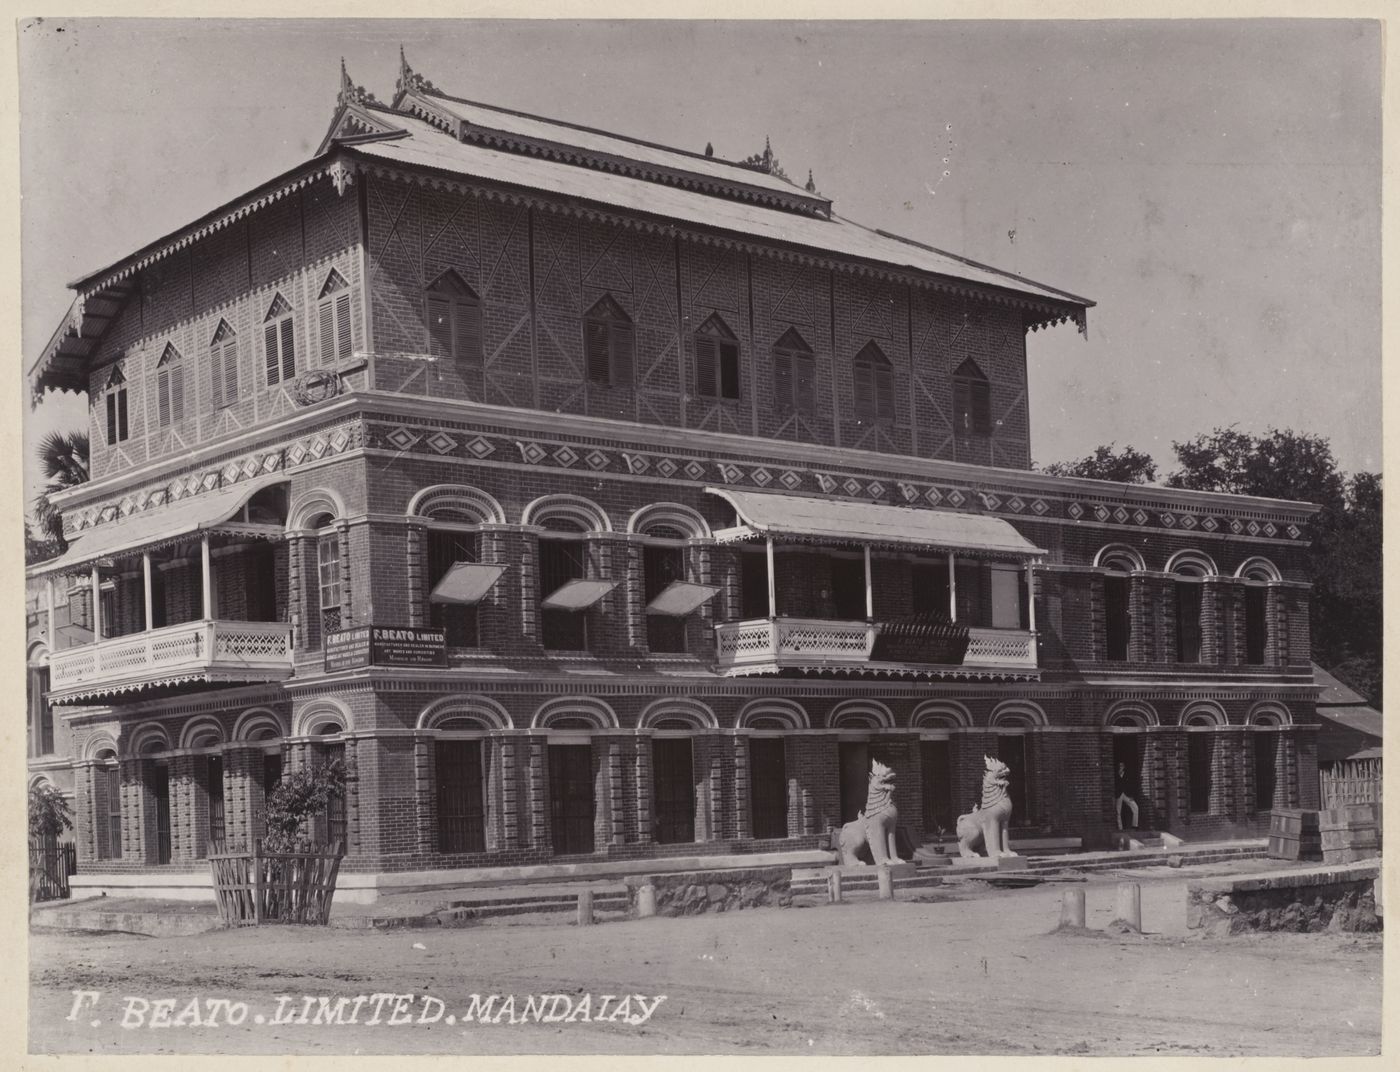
[48, 619, 294, 701]
[713, 617, 1038, 678]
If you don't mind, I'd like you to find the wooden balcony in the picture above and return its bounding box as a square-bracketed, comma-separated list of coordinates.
[713, 617, 1038, 680]
[48, 619, 294, 702]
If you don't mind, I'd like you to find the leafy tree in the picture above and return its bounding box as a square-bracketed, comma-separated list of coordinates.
[28, 783, 73, 842]
[1041, 443, 1158, 484]
[33, 430, 90, 551]
[263, 761, 347, 852]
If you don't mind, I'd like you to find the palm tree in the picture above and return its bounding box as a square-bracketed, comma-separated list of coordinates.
[33, 430, 90, 551]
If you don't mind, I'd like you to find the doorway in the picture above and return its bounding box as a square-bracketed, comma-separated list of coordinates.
[748, 737, 788, 839]
[839, 741, 871, 824]
[996, 734, 1030, 825]
[151, 764, 172, 865]
[1112, 733, 1145, 829]
[920, 739, 954, 836]
[548, 744, 595, 855]
[652, 738, 696, 844]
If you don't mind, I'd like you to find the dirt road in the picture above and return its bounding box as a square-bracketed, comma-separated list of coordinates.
[29, 870, 1381, 1056]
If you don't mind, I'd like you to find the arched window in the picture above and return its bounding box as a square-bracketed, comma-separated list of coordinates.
[582, 295, 633, 387]
[1169, 552, 1214, 664]
[209, 320, 239, 408]
[308, 514, 342, 644]
[853, 341, 894, 423]
[425, 270, 480, 366]
[155, 343, 185, 427]
[695, 314, 741, 400]
[1095, 546, 1142, 663]
[95, 749, 122, 861]
[263, 293, 296, 386]
[773, 327, 815, 415]
[953, 358, 990, 436]
[539, 513, 591, 653]
[104, 364, 129, 444]
[319, 268, 354, 365]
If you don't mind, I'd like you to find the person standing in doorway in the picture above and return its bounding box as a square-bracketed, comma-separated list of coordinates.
[1115, 761, 1141, 831]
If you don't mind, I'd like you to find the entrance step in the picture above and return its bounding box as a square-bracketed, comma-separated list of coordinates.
[789, 866, 946, 906]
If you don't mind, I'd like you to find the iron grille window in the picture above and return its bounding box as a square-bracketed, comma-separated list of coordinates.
[29, 667, 53, 756]
[582, 295, 634, 387]
[643, 543, 687, 653]
[1175, 582, 1203, 663]
[748, 737, 788, 839]
[1244, 586, 1268, 665]
[1188, 733, 1214, 813]
[548, 744, 595, 855]
[152, 763, 172, 865]
[652, 737, 696, 844]
[427, 529, 480, 647]
[435, 739, 486, 854]
[261, 751, 283, 837]
[155, 344, 185, 427]
[953, 358, 991, 436]
[103, 763, 122, 860]
[1253, 733, 1277, 811]
[205, 754, 226, 851]
[425, 271, 481, 366]
[1104, 575, 1131, 661]
[695, 315, 741, 400]
[317, 742, 347, 847]
[105, 367, 129, 443]
[263, 293, 296, 386]
[853, 341, 894, 423]
[209, 320, 238, 408]
[773, 328, 815, 414]
[539, 538, 587, 651]
[318, 532, 343, 638]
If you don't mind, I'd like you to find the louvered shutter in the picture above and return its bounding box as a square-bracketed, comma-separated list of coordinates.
[773, 349, 792, 409]
[695, 336, 718, 397]
[222, 341, 238, 404]
[794, 352, 816, 414]
[875, 365, 894, 421]
[612, 323, 634, 386]
[454, 299, 481, 364]
[210, 348, 223, 408]
[972, 380, 991, 433]
[157, 370, 171, 427]
[954, 379, 970, 433]
[319, 300, 334, 366]
[117, 392, 128, 440]
[336, 293, 352, 361]
[279, 317, 296, 381]
[854, 362, 874, 421]
[585, 321, 611, 383]
[170, 364, 185, 422]
[265, 323, 279, 385]
[719, 341, 741, 399]
[106, 394, 118, 444]
[427, 295, 451, 358]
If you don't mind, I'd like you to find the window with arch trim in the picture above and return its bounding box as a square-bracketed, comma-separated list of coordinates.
[263, 293, 296, 386]
[318, 269, 354, 366]
[953, 357, 991, 436]
[154, 343, 186, 427]
[772, 327, 815, 415]
[104, 365, 130, 444]
[695, 314, 741, 400]
[425, 270, 481, 366]
[95, 750, 122, 860]
[210, 320, 238, 408]
[582, 294, 634, 387]
[853, 341, 894, 423]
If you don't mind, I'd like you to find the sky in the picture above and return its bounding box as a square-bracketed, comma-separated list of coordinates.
[17, 17, 1383, 511]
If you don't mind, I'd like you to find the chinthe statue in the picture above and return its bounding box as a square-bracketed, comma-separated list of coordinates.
[956, 755, 1015, 858]
[835, 760, 902, 866]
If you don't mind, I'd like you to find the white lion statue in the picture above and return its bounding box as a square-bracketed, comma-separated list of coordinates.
[956, 755, 1015, 858]
[834, 760, 902, 866]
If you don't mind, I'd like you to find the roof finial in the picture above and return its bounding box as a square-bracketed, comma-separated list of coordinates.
[805, 169, 816, 194]
[337, 58, 381, 110]
[704, 141, 714, 157]
[740, 135, 788, 181]
[395, 44, 439, 97]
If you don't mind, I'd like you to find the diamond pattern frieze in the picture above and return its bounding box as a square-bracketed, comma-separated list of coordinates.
[751, 467, 773, 487]
[1030, 499, 1048, 515]
[684, 461, 707, 481]
[1286, 524, 1301, 539]
[945, 489, 966, 508]
[1113, 506, 1129, 523]
[286, 441, 309, 466]
[1230, 519, 1244, 534]
[719, 463, 745, 484]
[655, 457, 678, 478]
[517, 441, 547, 465]
[1180, 515, 1197, 530]
[466, 436, 495, 459]
[1200, 516, 1218, 532]
[586, 450, 611, 471]
[780, 470, 803, 490]
[385, 427, 419, 452]
[925, 487, 943, 506]
[866, 481, 886, 499]
[553, 445, 579, 467]
[1246, 520, 1261, 536]
[1133, 509, 1148, 526]
[1067, 502, 1084, 520]
[1093, 505, 1109, 522]
[1007, 496, 1025, 513]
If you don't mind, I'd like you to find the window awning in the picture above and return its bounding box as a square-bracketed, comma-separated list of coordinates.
[646, 581, 720, 617]
[541, 578, 618, 610]
[430, 562, 507, 605]
[706, 487, 1045, 558]
[27, 475, 290, 577]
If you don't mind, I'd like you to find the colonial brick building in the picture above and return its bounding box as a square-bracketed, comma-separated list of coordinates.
[26, 56, 1322, 899]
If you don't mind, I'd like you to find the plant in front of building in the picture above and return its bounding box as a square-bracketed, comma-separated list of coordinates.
[29, 783, 74, 902]
[262, 761, 347, 853]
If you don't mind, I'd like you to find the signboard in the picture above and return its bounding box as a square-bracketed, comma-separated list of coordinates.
[324, 625, 447, 671]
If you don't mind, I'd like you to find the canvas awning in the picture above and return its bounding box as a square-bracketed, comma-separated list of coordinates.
[28, 475, 290, 577]
[541, 579, 618, 610]
[645, 581, 720, 617]
[706, 487, 1045, 558]
[430, 563, 507, 606]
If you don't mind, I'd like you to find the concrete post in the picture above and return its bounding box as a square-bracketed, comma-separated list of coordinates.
[877, 865, 894, 900]
[637, 884, 657, 918]
[1115, 882, 1142, 930]
[1060, 888, 1086, 928]
[577, 889, 594, 926]
[828, 870, 843, 904]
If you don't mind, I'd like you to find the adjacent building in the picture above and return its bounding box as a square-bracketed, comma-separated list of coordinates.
[25, 56, 1323, 897]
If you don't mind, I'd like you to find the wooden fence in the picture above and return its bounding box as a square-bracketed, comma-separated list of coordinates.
[1321, 758, 1382, 811]
[29, 840, 76, 902]
[208, 840, 344, 926]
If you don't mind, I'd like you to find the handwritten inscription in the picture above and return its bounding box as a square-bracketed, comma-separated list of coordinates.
[66, 990, 666, 1029]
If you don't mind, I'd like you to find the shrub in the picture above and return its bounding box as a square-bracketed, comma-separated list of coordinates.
[263, 761, 346, 853]
[29, 783, 73, 842]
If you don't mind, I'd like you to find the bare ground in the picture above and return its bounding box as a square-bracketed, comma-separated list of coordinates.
[29, 866, 1382, 1056]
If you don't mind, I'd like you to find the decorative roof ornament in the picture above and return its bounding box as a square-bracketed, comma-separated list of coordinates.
[805, 169, 817, 194]
[704, 142, 714, 157]
[337, 58, 381, 110]
[740, 135, 789, 182]
[396, 45, 440, 97]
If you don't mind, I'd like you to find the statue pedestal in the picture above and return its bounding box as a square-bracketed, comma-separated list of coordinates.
[996, 853, 1030, 871]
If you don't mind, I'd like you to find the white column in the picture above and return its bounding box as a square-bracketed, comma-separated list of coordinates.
[863, 544, 873, 620]
[90, 564, 103, 642]
[1026, 561, 1037, 632]
[142, 553, 154, 632]
[45, 576, 55, 648]
[201, 534, 213, 620]
[947, 551, 957, 622]
[765, 537, 777, 618]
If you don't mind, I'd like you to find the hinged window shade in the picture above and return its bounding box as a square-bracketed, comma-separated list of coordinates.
[264, 294, 296, 385]
[853, 341, 894, 423]
[209, 320, 238, 408]
[430, 563, 506, 606]
[773, 328, 816, 415]
[541, 578, 618, 610]
[425, 270, 482, 366]
[953, 358, 991, 436]
[695, 315, 741, 400]
[582, 294, 634, 387]
[155, 344, 185, 427]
